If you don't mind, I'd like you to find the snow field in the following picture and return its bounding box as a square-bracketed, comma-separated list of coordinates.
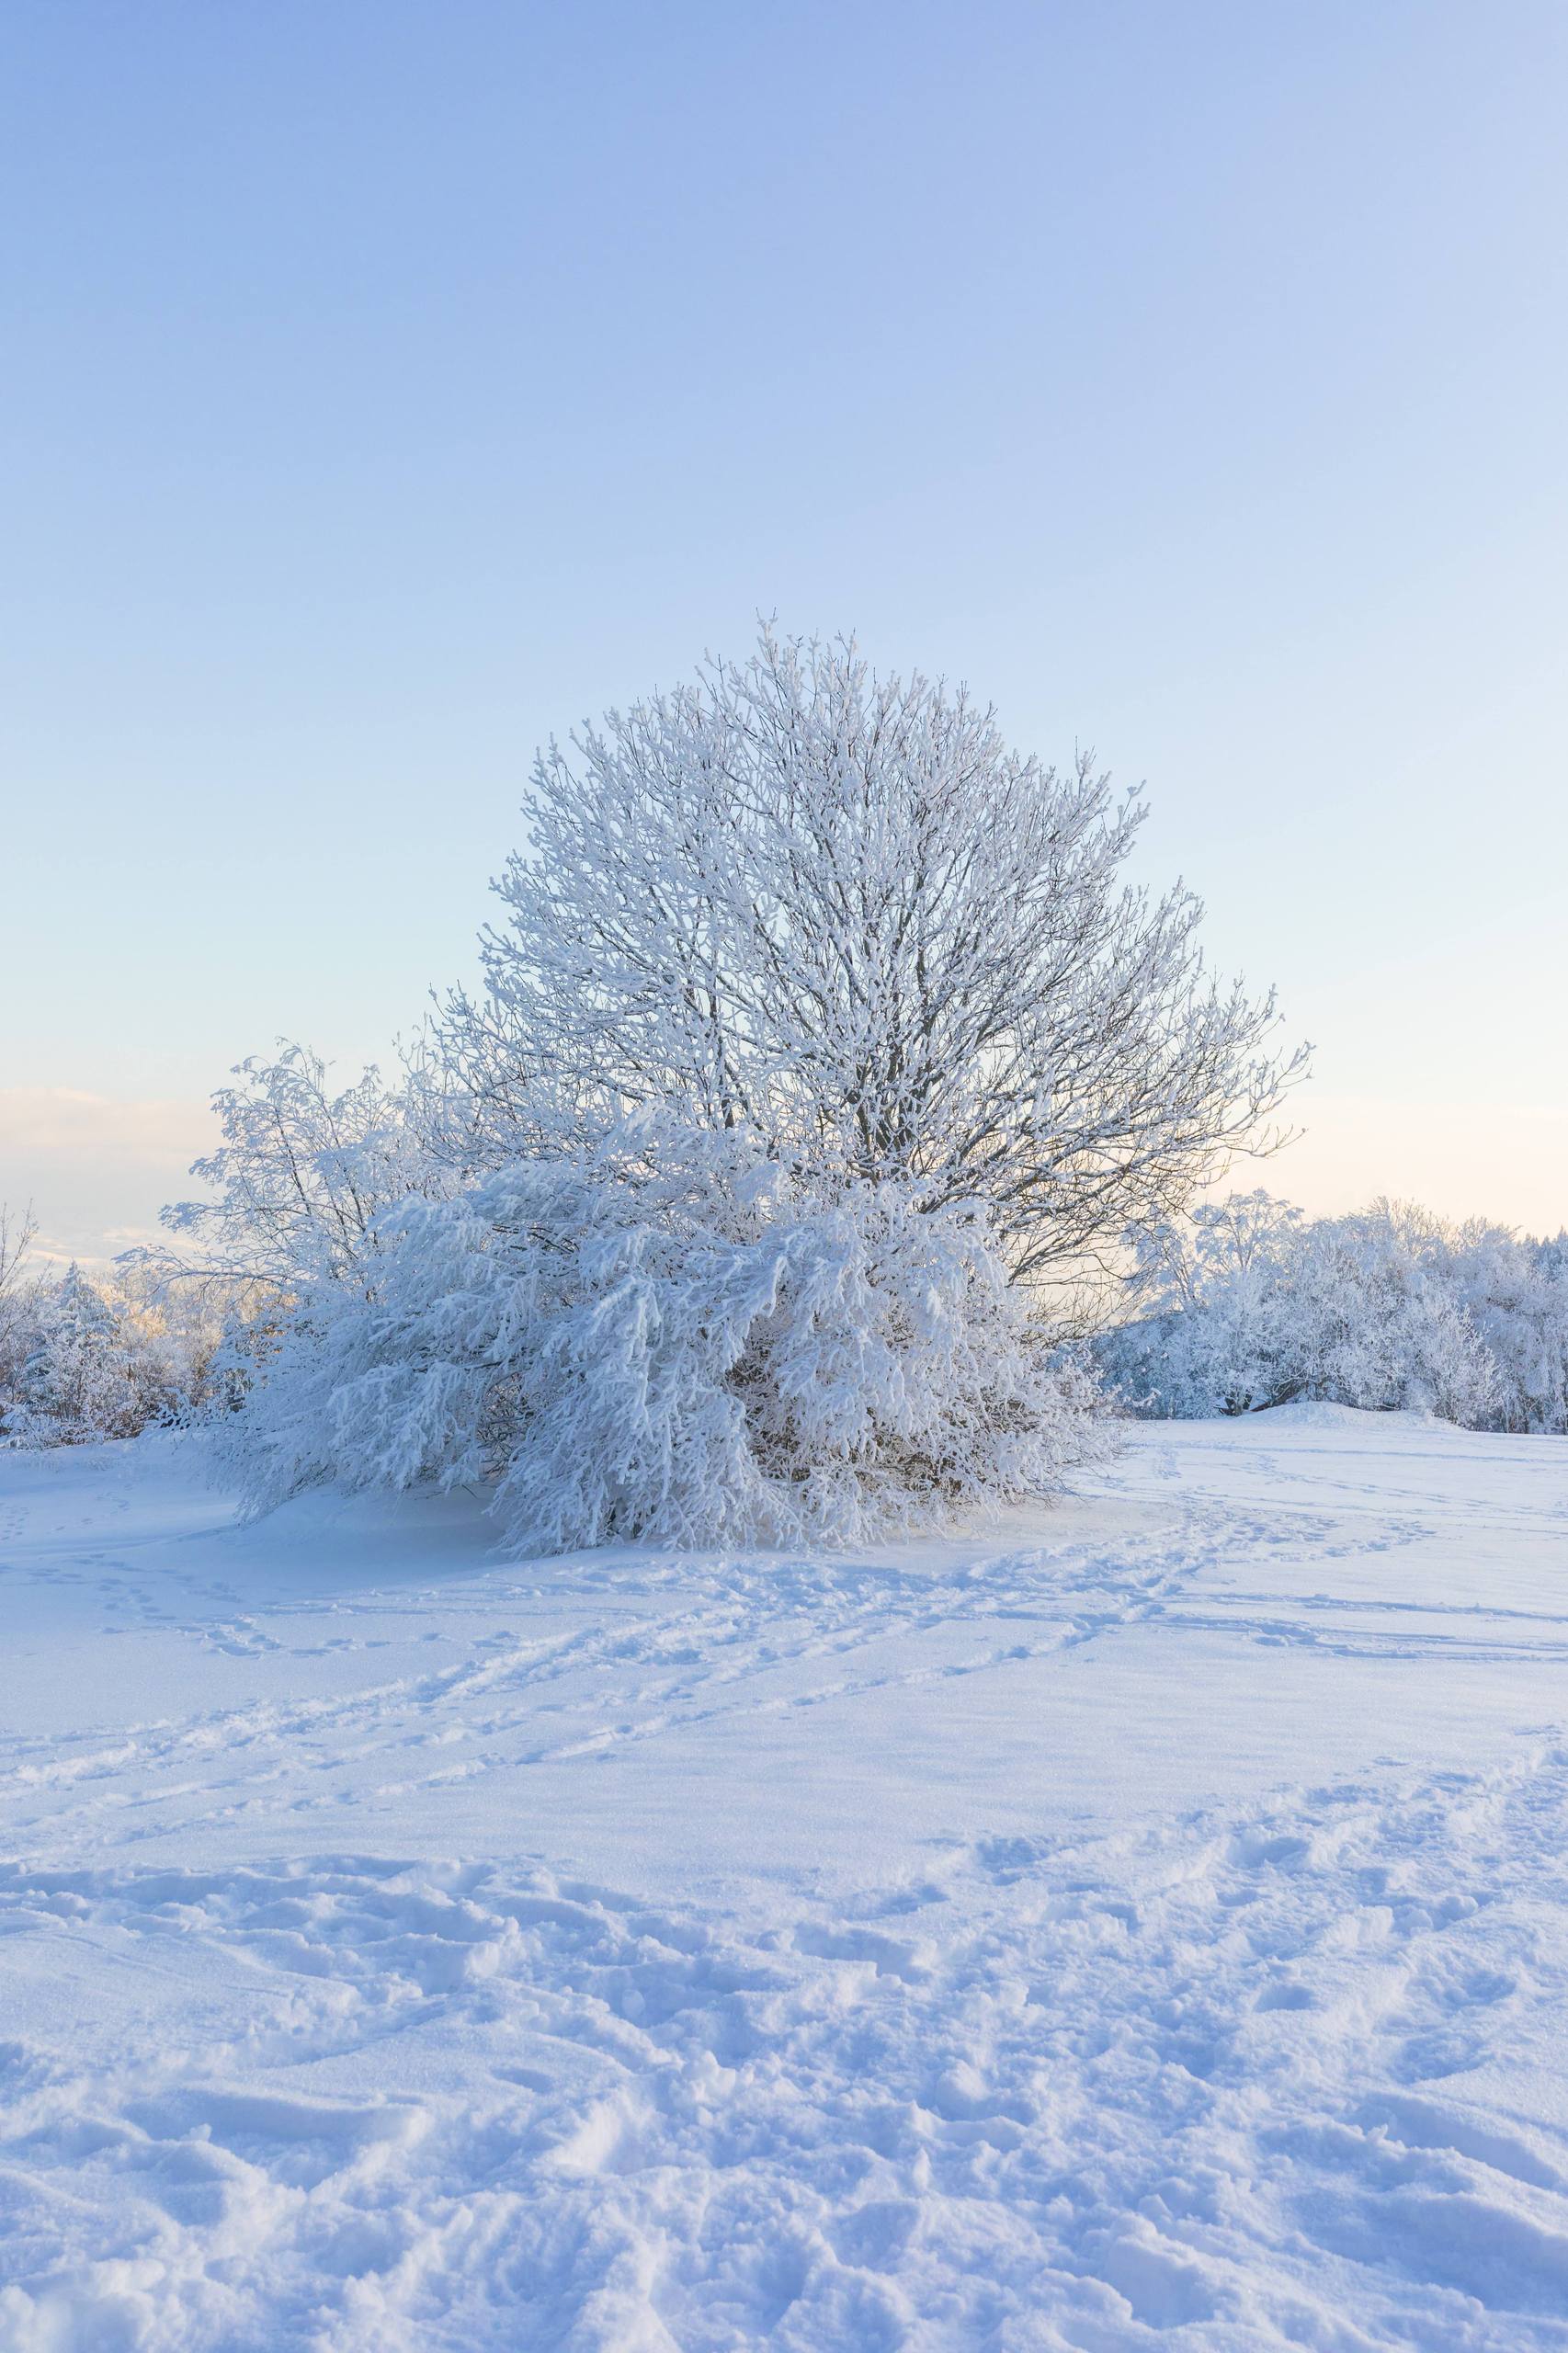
[1, 1410, 1567, 2347]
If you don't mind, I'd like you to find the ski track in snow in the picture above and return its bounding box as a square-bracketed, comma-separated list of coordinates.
[1, 1411, 1567, 2348]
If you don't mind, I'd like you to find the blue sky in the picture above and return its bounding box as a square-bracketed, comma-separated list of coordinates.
[4, 0, 1565, 1255]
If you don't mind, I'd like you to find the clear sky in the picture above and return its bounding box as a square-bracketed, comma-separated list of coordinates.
[4, 0, 1565, 1259]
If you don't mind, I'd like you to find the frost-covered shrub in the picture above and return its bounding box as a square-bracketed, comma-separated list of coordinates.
[17, 1265, 137, 1439]
[1102, 1194, 1516, 1427]
[1283, 1208, 1501, 1423]
[1437, 1222, 1568, 1435]
[0, 1259, 221, 1448]
[217, 1122, 1106, 1552]
[1108, 1193, 1304, 1415]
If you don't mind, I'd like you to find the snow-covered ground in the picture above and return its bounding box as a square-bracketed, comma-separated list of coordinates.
[3, 1408, 1567, 2350]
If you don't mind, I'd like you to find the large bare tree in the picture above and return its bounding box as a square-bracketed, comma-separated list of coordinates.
[439, 628, 1305, 1277]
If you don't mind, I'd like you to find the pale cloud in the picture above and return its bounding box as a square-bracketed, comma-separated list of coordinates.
[0, 1088, 215, 1267]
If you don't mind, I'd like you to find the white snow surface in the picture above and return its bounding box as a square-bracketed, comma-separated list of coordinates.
[3, 1410, 1568, 2349]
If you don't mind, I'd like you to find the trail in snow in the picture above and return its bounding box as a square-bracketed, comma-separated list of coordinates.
[0, 1506, 1249, 1847]
[1, 1407, 1567, 2348]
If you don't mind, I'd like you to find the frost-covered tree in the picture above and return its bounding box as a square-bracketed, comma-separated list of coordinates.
[215, 1117, 1107, 1552]
[10, 1263, 198, 1444]
[1422, 1220, 1568, 1435]
[19, 1264, 123, 1433]
[1100, 1194, 1536, 1428]
[0, 1203, 42, 1427]
[437, 629, 1304, 1276]
[159, 1043, 434, 1290]
[1115, 1191, 1305, 1415]
[1284, 1207, 1500, 1424]
[0, 1210, 237, 1451]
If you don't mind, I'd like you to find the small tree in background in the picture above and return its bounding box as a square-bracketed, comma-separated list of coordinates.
[159, 1042, 431, 1290]
[0, 1204, 41, 1419]
[13, 1263, 206, 1444]
[0, 1210, 231, 1450]
[20, 1264, 131, 1437]
[1115, 1190, 1306, 1415]
[1098, 1193, 1568, 1430]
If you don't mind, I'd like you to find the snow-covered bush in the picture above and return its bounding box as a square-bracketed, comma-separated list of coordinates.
[217, 1121, 1106, 1552]
[1100, 1193, 1568, 1431]
[1283, 1207, 1501, 1423]
[1420, 1221, 1568, 1435]
[1110, 1191, 1304, 1415]
[17, 1264, 137, 1439]
[0, 1256, 222, 1448]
